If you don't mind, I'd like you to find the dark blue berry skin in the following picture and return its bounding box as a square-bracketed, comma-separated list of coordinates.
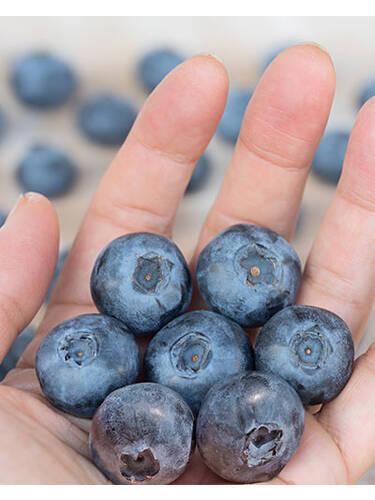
[255, 305, 354, 406]
[0, 211, 7, 227]
[312, 131, 349, 184]
[91, 232, 192, 337]
[216, 88, 253, 144]
[197, 371, 304, 483]
[185, 154, 211, 194]
[196, 224, 301, 328]
[45, 249, 69, 302]
[137, 48, 185, 93]
[10, 52, 76, 109]
[16, 145, 78, 198]
[35, 314, 139, 418]
[78, 94, 137, 146]
[358, 80, 375, 108]
[144, 310, 254, 414]
[90, 383, 195, 484]
[0, 326, 34, 381]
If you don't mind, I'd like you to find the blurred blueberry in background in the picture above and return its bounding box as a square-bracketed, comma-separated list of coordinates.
[78, 94, 137, 146]
[10, 52, 77, 109]
[185, 154, 211, 194]
[16, 145, 78, 198]
[45, 249, 69, 302]
[0, 326, 34, 380]
[312, 130, 350, 184]
[294, 204, 306, 236]
[0, 211, 7, 227]
[358, 79, 375, 108]
[217, 88, 253, 144]
[137, 47, 185, 93]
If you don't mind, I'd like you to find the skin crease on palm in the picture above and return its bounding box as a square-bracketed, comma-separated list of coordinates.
[2, 43, 375, 485]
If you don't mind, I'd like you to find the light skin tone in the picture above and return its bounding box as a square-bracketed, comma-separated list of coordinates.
[0, 43, 375, 484]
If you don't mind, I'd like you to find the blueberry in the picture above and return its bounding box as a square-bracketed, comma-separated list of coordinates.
[90, 383, 195, 484]
[91, 232, 192, 336]
[216, 88, 253, 144]
[0, 211, 7, 227]
[197, 371, 304, 483]
[10, 51, 76, 109]
[185, 154, 211, 194]
[16, 145, 78, 198]
[78, 94, 137, 147]
[255, 305, 354, 406]
[144, 310, 254, 414]
[35, 314, 139, 418]
[137, 48, 185, 93]
[358, 79, 375, 108]
[45, 249, 69, 302]
[0, 326, 35, 380]
[312, 130, 349, 184]
[196, 224, 301, 328]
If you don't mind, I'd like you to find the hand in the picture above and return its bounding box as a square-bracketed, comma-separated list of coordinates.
[0, 43, 374, 484]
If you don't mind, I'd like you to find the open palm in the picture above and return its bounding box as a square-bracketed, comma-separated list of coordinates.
[0, 44, 374, 484]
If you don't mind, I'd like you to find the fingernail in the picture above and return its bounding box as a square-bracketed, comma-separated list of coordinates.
[196, 52, 224, 65]
[7, 192, 43, 220]
[296, 41, 330, 55]
[23, 191, 44, 203]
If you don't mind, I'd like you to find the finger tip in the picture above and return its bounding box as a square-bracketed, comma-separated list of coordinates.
[339, 97, 375, 205]
[189, 53, 229, 86]
[22, 191, 54, 210]
[171, 53, 229, 111]
[137, 52, 230, 144]
[339, 106, 375, 204]
[252, 41, 336, 131]
[349, 96, 375, 146]
[291, 42, 334, 65]
[265, 42, 336, 92]
[357, 94, 375, 118]
[25, 192, 59, 230]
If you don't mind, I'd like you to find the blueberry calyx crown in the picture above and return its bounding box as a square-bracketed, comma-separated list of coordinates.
[290, 327, 332, 373]
[132, 252, 173, 295]
[235, 243, 280, 288]
[120, 449, 160, 482]
[243, 424, 283, 467]
[58, 332, 98, 367]
[170, 332, 212, 379]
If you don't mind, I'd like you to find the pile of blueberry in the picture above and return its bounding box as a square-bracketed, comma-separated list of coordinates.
[2, 52, 140, 200]
[35, 223, 354, 484]
[0, 44, 373, 216]
[0, 48, 215, 212]
[0, 43, 365, 480]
